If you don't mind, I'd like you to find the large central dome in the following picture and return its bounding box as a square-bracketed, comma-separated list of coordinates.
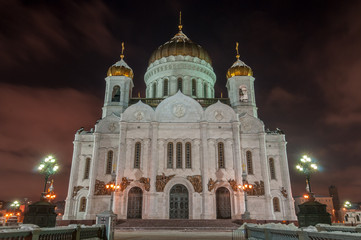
[148, 30, 212, 66]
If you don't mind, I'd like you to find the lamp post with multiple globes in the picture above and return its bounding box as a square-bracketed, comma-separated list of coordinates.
[105, 171, 120, 212]
[37, 155, 59, 198]
[296, 155, 318, 199]
[239, 181, 253, 219]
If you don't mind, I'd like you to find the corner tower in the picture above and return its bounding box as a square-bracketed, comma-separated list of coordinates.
[144, 13, 216, 99]
[226, 42, 257, 117]
[102, 43, 134, 118]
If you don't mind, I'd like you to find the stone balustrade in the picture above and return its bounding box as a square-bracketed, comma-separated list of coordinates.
[232, 223, 361, 240]
[0, 224, 105, 240]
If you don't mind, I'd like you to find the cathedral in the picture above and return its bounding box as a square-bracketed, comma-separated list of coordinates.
[63, 18, 297, 221]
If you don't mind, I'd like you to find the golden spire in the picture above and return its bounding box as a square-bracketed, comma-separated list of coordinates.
[178, 11, 183, 31]
[236, 42, 240, 60]
[120, 42, 125, 59]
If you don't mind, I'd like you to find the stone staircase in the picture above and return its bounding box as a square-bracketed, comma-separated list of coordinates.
[115, 219, 242, 231]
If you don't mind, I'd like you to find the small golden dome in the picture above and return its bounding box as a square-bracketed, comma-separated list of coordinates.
[226, 59, 253, 78]
[107, 60, 134, 78]
[148, 31, 212, 66]
[107, 42, 134, 78]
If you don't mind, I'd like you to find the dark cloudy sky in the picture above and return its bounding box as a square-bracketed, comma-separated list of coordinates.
[1, 0, 361, 204]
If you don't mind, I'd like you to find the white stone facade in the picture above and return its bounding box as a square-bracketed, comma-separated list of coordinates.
[63, 27, 297, 221]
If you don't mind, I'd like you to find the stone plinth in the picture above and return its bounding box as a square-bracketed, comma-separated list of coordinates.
[23, 200, 57, 227]
[297, 200, 331, 227]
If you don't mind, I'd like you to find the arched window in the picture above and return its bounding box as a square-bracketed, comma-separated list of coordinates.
[239, 85, 248, 102]
[273, 197, 280, 212]
[167, 142, 173, 168]
[163, 79, 169, 96]
[185, 142, 192, 168]
[106, 150, 113, 174]
[218, 142, 225, 168]
[79, 197, 87, 212]
[152, 82, 157, 98]
[246, 151, 253, 174]
[192, 79, 197, 96]
[269, 158, 276, 179]
[112, 85, 120, 102]
[176, 142, 182, 168]
[134, 142, 141, 169]
[84, 158, 91, 179]
[357, 215, 360, 222]
[204, 83, 207, 98]
[177, 78, 183, 92]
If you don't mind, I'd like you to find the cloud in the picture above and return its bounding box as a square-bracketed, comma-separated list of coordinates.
[0, 0, 117, 68]
[0, 83, 102, 200]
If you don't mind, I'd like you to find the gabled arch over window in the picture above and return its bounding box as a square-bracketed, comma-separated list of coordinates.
[273, 197, 280, 212]
[246, 151, 253, 174]
[176, 142, 182, 168]
[79, 197, 87, 212]
[192, 79, 197, 96]
[106, 150, 113, 174]
[84, 158, 91, 179]
[134, 142, 141, 169]
[152, 82, 157, 98]
[203, 83, 207, 98]
[112, 85, 121, 102]
[269, 158, 276, 179]
[163, 79, 169, 96]
[177, 78, 183, 92]
[185, 142, 192, 168]
[167, 142, 173, 168]
[218, 142, 225, 168]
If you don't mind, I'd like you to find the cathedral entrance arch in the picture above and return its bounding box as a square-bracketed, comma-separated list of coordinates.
[216, 187, 231, 219]
[169, 184, 189, 219]
[127, 187, 143, 219]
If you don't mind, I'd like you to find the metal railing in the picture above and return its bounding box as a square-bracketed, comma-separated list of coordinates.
[0, 224, 106, 240]
[129, 98, 230, 108]
[233, 223, 361, 240]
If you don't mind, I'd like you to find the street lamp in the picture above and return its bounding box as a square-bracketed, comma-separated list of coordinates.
[10, 200, 20, 210]
[296, 155, 318, 199]
[38, 155, 59, 197]
[344, 201, 352, 209]
[105, 171, 120, 212]
[239, 181, 253, 220]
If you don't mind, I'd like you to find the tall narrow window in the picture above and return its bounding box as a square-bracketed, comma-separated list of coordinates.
[112, 85, 120, 102]
[185, 142, 192, 168]
[176, 142, 182, 168]
[192, 79, 197, 96]
[203, 83, 207, 98]
[273, 197, 280, 212]
[163, 79, 169, 96]
[167, 143, 173, 168]
[134, 142, 141, 168]
[84, 158, 91, 179]
[79, 197, 87, 212]
[246, 151, 253, 174]
[269, 158, 276, 179]
[153, 82, 157, 98]
[218, 142, 225, 168]
[106, 150, 113, 174]
[177, 78, 183, 92]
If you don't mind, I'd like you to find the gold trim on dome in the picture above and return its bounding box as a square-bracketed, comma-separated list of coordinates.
[226, 65, 253, 78]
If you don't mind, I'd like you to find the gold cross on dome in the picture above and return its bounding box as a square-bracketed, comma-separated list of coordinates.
[120, 42, 125, 59]
[236, 42, 240, 60]
[178, 11, 183, 31]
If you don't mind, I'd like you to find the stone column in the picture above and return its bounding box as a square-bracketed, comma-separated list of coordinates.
[259, 132, 273, 220]
[63, 138, 81, 220]
[279, 137, 297, 220]
[85, 133, 100, 219]
[193, 139, 201, 170]
[197, 80, 203, 98]
[200, 122, 212, 219]
[170, 76, 177, 95]
[147, 122, 159, 218]
[232, 122, 243, 217]
[114, 122, 127, 217]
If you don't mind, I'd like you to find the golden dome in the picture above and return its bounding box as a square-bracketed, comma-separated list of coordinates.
[107, 60, 134, 78]
[107, 42, 134, 78]
[226, 59, 253, 78]
[148, 30, 212, 66]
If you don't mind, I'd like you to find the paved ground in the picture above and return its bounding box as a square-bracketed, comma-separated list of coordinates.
[115, 230, 233, 240]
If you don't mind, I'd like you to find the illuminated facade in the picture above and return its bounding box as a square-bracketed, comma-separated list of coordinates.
[63, 21, 297, 221]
